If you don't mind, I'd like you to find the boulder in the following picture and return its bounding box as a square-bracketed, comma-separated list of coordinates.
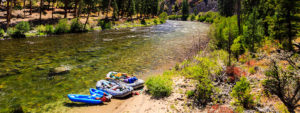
[48, 66, 70, 76]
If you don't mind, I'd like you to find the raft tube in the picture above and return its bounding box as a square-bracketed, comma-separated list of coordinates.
[96, 80, 133, 98]
[89, 88, 112, 100]
[67, 94, 104, 104]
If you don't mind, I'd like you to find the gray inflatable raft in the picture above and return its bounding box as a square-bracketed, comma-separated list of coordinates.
[96, 80, 133, 98]
[106, 71, 145, 89]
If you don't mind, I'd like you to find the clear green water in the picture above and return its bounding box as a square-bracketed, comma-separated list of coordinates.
[0, 21, 209, 112]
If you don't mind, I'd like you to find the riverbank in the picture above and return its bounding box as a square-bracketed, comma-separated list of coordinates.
[62, 37, 300, 113]
[0, 17, 164, 39]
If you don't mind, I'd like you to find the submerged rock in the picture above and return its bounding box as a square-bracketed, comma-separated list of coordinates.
[48, 66, 71, 76]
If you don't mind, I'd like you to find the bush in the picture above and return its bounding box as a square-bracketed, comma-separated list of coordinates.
[198, 16, 206, 22]
[35, 25, 46, 35]
[153, 19, 158, 25]
[186, 90, 195, 98]
[9, 21, 31, 38]
[7, 28, 25, 38]
[0, 29, 4, 37]
[45, 25, 54, 34]
[262, 54, 300, 113]
[15, 21, 30, 34]
[141, 19, 146, 25]
[248, 67, 256, 75]
[54, 19, 70, 34]
[98, 19, 112, 30]
[145, 75, 172, 98]
[168, 15, 182, 20]
[204, 18, 213, 23]
[159, 12, 168, 23]
[70, 18, 86, 33]
[181, 57, 219, 105]
[231, 77, 254, 109]
[194, 77, 214, 105]
[188, 14, 196, 21]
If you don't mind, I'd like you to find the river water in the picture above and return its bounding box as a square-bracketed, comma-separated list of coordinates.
[0, 21, 209, 112]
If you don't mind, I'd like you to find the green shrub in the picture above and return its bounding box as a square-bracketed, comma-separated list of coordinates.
[7, 27, 25, 38]
[205, 18, 213, 23]
[231, 36, 245, 58]
[159, 12, 168, 23]
[141, 19, 146, 25]
[145, 75, 172, 98]
[186, 90, 195, 98]
[45, 25, 54, 34]
[231, 77, 254, 108]
[15, 21, 30, 34]
[248, 67, 256, 74]
[98, 19, 112, 30]
[153, 19, 158, 25]
[0, 29, 4, 37]
[168, 15, 182, 20]
[54, 19, 70, 34]
[198, 16, 206, 22]
[7, 28, 16, 36]
[194, 73, 214, 105]
[188, 14, 196, 21]
[35, 25, 46, 34]
[181, 57, 218, 105]
[263, 57, 300, 113]
[168, 15, 176, 20]
[70, 18, 86, 33]
[9, 21, 31, 38]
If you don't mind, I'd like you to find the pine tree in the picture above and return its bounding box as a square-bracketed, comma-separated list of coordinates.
[112, 0, 119, 20]
[6, 0, 12, 29]
[128, 0, 136, 19]
[242, 9, 264, 53]
[181, 0, 189, 21]
[217, 0, 235, 17]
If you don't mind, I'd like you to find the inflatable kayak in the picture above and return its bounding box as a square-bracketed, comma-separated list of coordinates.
[67, 94, 107, 104]
[96, 80, 133, 98]
[90, 88, 112, 100]
[106, 71, 145, 89]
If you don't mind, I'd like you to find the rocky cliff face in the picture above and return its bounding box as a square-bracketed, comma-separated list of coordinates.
[163, 0, 218, 14]
[191, 0, 218, 14]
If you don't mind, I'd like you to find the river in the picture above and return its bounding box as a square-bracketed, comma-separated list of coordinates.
[0, 20, 210, 112]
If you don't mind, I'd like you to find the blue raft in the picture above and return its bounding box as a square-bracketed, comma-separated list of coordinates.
[68, 94, 105, 104]
[90, 88, 113, 100]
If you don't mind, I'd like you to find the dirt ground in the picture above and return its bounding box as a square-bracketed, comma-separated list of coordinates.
[66, 77, 220, 113]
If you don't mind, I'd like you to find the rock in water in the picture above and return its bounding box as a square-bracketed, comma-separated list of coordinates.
[48, 66, 71, 76]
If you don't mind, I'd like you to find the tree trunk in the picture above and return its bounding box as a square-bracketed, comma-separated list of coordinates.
[98, 5, 101, 17]
[23, 0, 26, 19]
[52, 0, 55, 19]
[30, 0, 32, 15]
[74, 0, 78, 18]
[106, 0, 111, 19]
[84, 6, 90, 30]
[40, 0, 43, 23]
[64, 0, 68, 18]
[228, 34, 231, 66]
[237, 0, 241, 35]
[78, 1, 82, 19]
[287, 9, 293, 51]
[13, 0, 16, 7]
[6, 0, 11, 29]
